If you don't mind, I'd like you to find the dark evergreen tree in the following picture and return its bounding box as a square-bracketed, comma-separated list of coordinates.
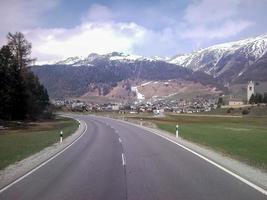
[0, 33, 50, 120]
[7, 32, 35, 71]
[263, 93, 267, 103]
[0, 45, 27, 120]
[254, 93, 263, 104]
[217, 97, 223, 108]
[249, 94, 255, 104]
[24, 72, 49, 119]
[0, 45, 13, 119]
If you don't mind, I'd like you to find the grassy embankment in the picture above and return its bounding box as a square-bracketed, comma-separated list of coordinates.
[0, 117, 79, 170]
[129, 113, 267, 171]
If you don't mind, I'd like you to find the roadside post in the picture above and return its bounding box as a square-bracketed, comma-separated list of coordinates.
[60, 131, 63, 143]
[140, 118, 143, 126]
[176, 124, 179, 138]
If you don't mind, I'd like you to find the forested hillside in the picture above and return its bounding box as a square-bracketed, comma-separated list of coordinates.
[32, 60, 224, 99]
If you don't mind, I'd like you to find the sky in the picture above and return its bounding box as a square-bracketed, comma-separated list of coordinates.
[0, 0, 267, 63]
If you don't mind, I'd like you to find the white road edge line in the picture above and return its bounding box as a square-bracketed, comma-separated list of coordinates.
[119, 138, 122, 143]
[147, 128, 267, 196]
[0, 119, 88, 194]
[116, 118, 267, 196]
[121, 153, 126, 166]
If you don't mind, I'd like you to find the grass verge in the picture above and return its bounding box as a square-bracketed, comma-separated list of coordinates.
[130, 115, 267, 171]
[0, 116, 79, 170]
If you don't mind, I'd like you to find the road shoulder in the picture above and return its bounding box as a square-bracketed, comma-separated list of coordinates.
[0, 116, 86, 189]
[109, 117, 267, 191]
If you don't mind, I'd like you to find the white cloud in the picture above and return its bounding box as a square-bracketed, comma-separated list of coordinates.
[0, 0, 59, 35]
[81, 4, 114, 23]
[24, 3, 180, 63]
[181, 20, 252, 40]
[181, 0, 253, 42]
[1, 0, 266, 62]
[184, 0, 240, 24]
[26, 21, 147, 63]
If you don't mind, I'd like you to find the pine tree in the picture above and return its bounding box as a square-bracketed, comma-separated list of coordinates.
[249, 94, 255, 104]
[0, 32, 50, 120]
[0, 45, 27, 120]
[0, 45, 13, 119]
[255, 93, 263, 104]
[24, 72, 49, 119]
[7, 32, 36, 71]
[217, 97, 223, 108]
[263, 93, 267, 103]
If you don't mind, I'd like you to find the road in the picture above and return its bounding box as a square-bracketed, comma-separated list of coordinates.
[0, 114, 266, 200]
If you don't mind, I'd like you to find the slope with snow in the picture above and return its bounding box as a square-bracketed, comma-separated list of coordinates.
[53, 52, 161, 66]
[169, 33, 267, 83]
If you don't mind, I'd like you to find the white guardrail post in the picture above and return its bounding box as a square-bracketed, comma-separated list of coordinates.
[60, 131, 63, 143]
[176, 124, 179, 138]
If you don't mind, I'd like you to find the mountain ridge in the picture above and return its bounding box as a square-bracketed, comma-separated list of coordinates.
[32, 33, 267, 100]
[168, 33, 267, 84]
[32, 59, 224, 100]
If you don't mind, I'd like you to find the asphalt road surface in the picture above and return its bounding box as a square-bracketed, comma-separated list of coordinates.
[0, 114, 266, 200]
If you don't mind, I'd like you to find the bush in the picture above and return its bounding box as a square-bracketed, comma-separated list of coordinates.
[242, 109, 250, 115]
[227, 107, 234, 113]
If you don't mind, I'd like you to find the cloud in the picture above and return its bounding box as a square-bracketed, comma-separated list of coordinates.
[0, 0, 59, 34]
[1, 0, 266, 63]
[81, 4, 114, 23]
[184, 0, 240, 24]
[181, 20, 252, 40]
[24, 3, 181, 63]
[26, 21, 148, 63]
[180, 0, 253, 43]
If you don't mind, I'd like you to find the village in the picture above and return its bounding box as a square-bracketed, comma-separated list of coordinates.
[52, 96, 218, 114]
[52, 81, 267, 115]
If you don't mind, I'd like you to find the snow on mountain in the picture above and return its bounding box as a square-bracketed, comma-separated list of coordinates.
[109, 52, 143, 61]
[55, 56, 83, 65]
[150, 56, 170, 61]
[131, 86, 145, 100]
[49, 33, 267, 84]
[168, 33, 267, 83]
[53, 52, 160, 66]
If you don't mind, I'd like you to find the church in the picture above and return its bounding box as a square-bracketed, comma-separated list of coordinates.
[228, 81, 255, 106]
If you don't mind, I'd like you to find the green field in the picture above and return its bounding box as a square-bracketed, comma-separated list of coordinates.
[0, 117, 79, 170]
[130, 114, 267, 171]
[203, 105, 267, 116]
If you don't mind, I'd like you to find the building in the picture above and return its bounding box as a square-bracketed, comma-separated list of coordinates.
[229, 100, 244, 106]
[247, 81, 254, 102]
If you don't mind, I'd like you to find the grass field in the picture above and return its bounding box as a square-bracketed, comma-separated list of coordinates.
[0, 117, 79, 170]
[130, 114, 267, 171]
[204, 105, 267, 116]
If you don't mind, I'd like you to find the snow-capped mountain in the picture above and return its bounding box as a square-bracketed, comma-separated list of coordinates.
[54, 52, 159, 66]
[55, 56, 83, 65]
[169, 33, 267, 83]
[37, 32, 267, 100]
[33, 52, 224, 99]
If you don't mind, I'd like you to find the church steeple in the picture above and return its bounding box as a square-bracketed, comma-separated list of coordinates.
[247, 81, 255, 103]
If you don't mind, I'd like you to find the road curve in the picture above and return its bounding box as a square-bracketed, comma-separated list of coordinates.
[0, 114, 266, 200]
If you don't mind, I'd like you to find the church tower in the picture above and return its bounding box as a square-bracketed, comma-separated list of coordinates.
[247, 81, 255, 103]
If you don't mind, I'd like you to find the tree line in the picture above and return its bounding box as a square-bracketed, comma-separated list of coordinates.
[249, 93, 267, 104]
[0, 32, 50, 120]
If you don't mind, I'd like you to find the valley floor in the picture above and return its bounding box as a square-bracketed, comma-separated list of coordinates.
[103, 111, 267, 171]
[0, 117, 79, 170]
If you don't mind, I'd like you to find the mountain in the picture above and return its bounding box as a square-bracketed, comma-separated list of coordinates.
[54, 52, 154, 66]
[32, 52, 224, 100]
[32, 34, 267, 101]
[169, 33, 267, 84]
